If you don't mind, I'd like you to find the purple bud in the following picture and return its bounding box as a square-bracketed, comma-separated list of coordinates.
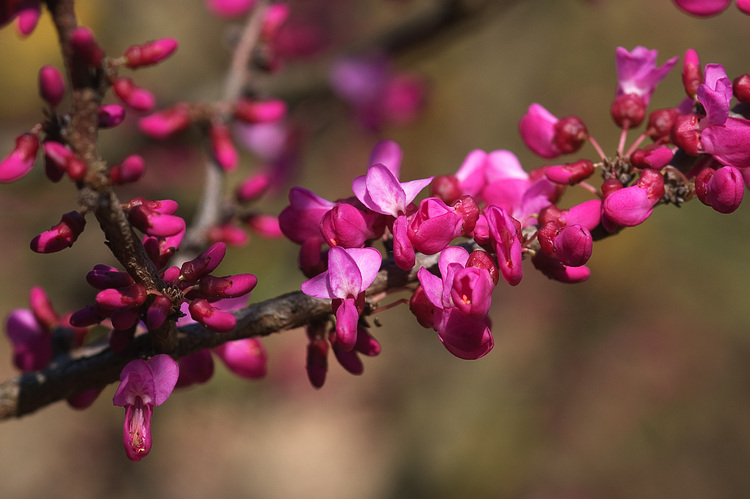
[95, 283, 147, 310]
[98, 105, 126, 128]
[180, 242, 227, 282]
[30, 211, 86, 253]
[0, 133, 39, 183]
[123, 38, 179, 68]
[696, 165, 744, 214]
[236, 172, 271, 203]
[610, 93, 646, 128]
[146, 295, 174, 330]
[38, 65, 66, 107]
[70, 27, 104, 67]
[545, 159, 595, 185]
[209, 122, 238, 171]
[553, 224, 593, 267]
[306, 337, 328, 389]
[214, 338, 267, 379]
[188, 298, 236, 333]
[198, 273, 258, 300]
[110, 155, 145, 184]
[233, 98, 286, 124]
[113, 77, 155, 113]
[86, 264, 135, 289]
[139, 104, 192, 139]
[128, 204, 185, 237]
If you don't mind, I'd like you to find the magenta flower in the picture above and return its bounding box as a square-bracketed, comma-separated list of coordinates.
[615, 46, 678, 106]
[113, 355, 179, 462]
[484, 205, 524, 286]
[301, 246, 382, 351]
[213, 338, 267, 379]
[602, 169, 665, 227]
[695, 165, 744, 213]
[0, 132, 39, 183]
[123, 38, 179, 69]
[416, 246, 494, 359]
[205, 0, 257, 18]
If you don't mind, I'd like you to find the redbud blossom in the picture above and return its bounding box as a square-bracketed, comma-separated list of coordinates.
[408, 197, 465, 254]
[0, 133, 39, 182]
[188, 298, 237, 333]
[213, 338, 267, 379]
[306, 335, 329, 389]
[234, 98, 286, 124]
[646, 108, 678, 141]
[532, 252, 591, 283]
[86, 264, 134, 289]
[123, 38, 179, 68]
[695, 165, 744, 213]
[30, 211, 86, 253]
[553, 225, 593, 267]
[733, 74, 750, 103]
[38, 65, 66, 107]
[614, 46, 678, 106]
[244, 214, 283, 238]
[113, 77, 156, 113]
[98, 105, 126, 128]
[209, 122, 239, 171]
[146, 295, 173, 330]
[6, 308, 52, 372]
[545, 159, 595, 185]
[128, 203, 185, 237]
[485, 205, 523, 286]
[602, 169, 664, 227]
[70, 27, 104, 67]
[198, 273, 258, 300]
[139, 104, 192, 139]
[43, 141, 86, 181]
[301, 246, 382, 351]
[610, 93, 646, 128]
[682, 49, 703, 98]
[175, 350, 215, 388]
[110, 155, 145, 184]
[236, 172, 271, 202]
[113, 355, 179, 462]
[180, 242, 227, 281]
[95, 283, 147, 310]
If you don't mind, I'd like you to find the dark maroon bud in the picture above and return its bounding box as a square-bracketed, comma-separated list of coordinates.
[430, 175, 462, 205]
[646, 108, 678, 141]
[465, 250, 499, 286]
[553, 116, 588, 155]
[611, 93, 646, 128]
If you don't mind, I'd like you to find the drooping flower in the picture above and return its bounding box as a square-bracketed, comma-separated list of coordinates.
[113, 355, 179, 462]
[301, 246, 382, 351]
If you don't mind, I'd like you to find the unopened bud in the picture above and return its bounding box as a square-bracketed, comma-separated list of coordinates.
[733, 74, 750, 104]
[30, 211, 86, 253]
[98, 105, 126, 128]
[180, 242, 227, 282]
[70, 27, 104, 67]
[552, 116, 587, 155]
[123, 38, 178, 68]
[188, 298, 236, 333]
[466, 250, 500, 285]
[110, 155, 145, 184]
[646, 108, 678, 141]
[38, 65, 66, 107]
[0, 133, 39, 183]
[671, 113, 702, 156]
[234, 98, 286, 123]
[95, 283, 147, 310]
[209, 122, 238, 171]
[682, 49, 703, 98]
[611, 93, 646, 128]
[430, 175, 462, 205]
[545, 159, 595, 185]
[113, 77, 155, 113]
[139, 103, 192, 139]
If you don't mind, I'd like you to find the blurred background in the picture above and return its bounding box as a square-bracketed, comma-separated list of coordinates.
[1, 0, 750, 497]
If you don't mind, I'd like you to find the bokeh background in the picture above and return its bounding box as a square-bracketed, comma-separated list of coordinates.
[1, 1, 750, 497]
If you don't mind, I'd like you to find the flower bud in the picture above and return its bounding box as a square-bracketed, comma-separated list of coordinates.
[682, 48, 703, 98]
[430, 175, 462, 205]
[452, 195, 480, 234]
[466, 250, 500, 286]
[236, 172, 271, 203]
[553, 224, 593, 267]
[98, 105, 126, 128]
[198, 273, 258, 300]
[213, 338, 267, 379]
[95, 283, 147, 310]
[145, 295, 173, 330]
[332, 341, 364, 375]
[695, 165, 744, 213]
[43, 141, 86, 181]
[0, 133, 39, 182]
[70, 27, 104, 67]
[244, 214, 283, 238]
[139, 103, 192, 139]
[354, 326, 381, 357]
[67, 388, 104, 410]
[180, 242, 227, 282]
[306, 336, 328, 389]
[646, 108, 678, 141]
[553, 116, 588, 155]
[209, 122, 238, 171]
[176, 350, 215, 388]
[110, 155, 145, 184]
[128, 204, 185, 237]
[532, 252, 590, 283]
[86, 264, 135, 289]
[545, 159, 595, 185]
[233, 98, 286, 124]
[733, 74, 750, 104]
[29, 286, 58, 332]
[113, 77, 155, 113]
[671, 113, 702, 156]
[630, 146, 674, 169]
[611, 93, 646, 128]
[38, 65, 65, 107]
[188, 298, 236, 333]
[206, 0, 257, 18]
[123, 38, 178, 68]
[409, 285, 435, 329]
[30, 211, 86, 253]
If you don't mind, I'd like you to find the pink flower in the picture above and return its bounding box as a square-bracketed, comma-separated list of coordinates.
[602, 169, 665, 227]
[695, 165, 744, 213]
[672, 0, 750, 16]
[213, 338, 267, 379]
[301, 246, 382, 351]
[205, 0, 256, 18]
[485, 205, 524, 286]
[0, 133, 39, 183]
[615, 46, 678, 106]
[113, 355, 179, 462]
[416, 246, 494, 359]
[123, 38, 179, 69]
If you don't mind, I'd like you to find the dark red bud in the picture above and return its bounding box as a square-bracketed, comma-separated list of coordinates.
[553, 116, 588, 155]
[611, 94, 646, 128]
[430, 175, 462, 205]
[646, 108, 678, 141]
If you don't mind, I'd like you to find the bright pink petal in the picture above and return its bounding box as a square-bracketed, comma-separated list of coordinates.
[673, 0, 731, 16]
